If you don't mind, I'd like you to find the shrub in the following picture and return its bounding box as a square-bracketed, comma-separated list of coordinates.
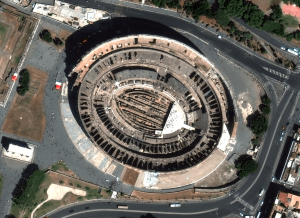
[85, 186, 90, 191]
[59, 180, 64, 184]
[77, 184, 81, 188]
[69, 183, 73, 186]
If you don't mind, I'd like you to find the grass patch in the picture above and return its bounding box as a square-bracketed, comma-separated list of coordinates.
[14, 56, 20, 65]
[280, 15, 299, 28]
[10, 170, 102, 218]
[0, 174, 3, 201]
[0, 23, 8, 40]
[34, 200, 61, 217]
[51, 161, 69, 172]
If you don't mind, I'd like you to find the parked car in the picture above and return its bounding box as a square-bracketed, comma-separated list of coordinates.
[218, 35, 222, 39]
[260, 200, 264, 206]
[279, 136, 284, 141]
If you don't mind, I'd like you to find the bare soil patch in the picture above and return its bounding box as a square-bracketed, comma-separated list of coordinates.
[247, 0, 270, 11]
[132, 189, 227, 200]
[58, 29, 72, 41]
[2, 66, 47, 141]
[122, 167, 139, 186]
[194, 161, 238, 187]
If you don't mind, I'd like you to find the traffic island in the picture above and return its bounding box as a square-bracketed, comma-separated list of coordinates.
[131, 189, 229, 201]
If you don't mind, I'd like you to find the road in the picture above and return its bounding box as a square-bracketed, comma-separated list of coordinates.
[38, 0, 300, 218]
[1, 0, 300, 218]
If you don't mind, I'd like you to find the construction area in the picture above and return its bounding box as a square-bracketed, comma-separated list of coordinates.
[33, 0, 109, 29]
[1, 66, 48, 142]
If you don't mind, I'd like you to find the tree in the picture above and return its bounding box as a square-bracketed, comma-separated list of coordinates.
[251, 114, 268, 136]
[17, 69, 30, 96]
[262, 20, 285, 36]
[216, 9, 230, 26]
[13, 170, 45, 207]
[262, 96, 271, 105]
[166, 0, 179, 8]
[41, 30, 52, 43]
[243, 4, 264, 28]
[261, 106, 271, 115]
[286, 33, 294, 41]
[271, 5, 283, 21]
[192, 0, 210, 21]
[222, 0, 246, 18]
[294, 31, 300, 41]
[235, 159, 258, 179]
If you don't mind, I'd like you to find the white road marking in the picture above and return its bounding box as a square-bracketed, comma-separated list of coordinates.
[61, 208, 219, 218]
[262, 67, 289, 79]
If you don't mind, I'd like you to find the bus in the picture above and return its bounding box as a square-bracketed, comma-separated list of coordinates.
[117, 205, 128, 209]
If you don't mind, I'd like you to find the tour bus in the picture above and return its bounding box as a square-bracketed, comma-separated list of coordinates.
[117, 205, 128, 209]
[170, 203, 181, 207]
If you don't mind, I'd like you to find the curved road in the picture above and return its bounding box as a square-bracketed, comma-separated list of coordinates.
[14, 0, 300, 217]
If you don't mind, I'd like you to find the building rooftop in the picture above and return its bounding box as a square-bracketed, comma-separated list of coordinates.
[33, 0, 108, 28]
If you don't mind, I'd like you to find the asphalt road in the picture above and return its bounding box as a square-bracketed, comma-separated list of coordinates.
[39, 1, 300, 218]
[1, 0, 300, 218]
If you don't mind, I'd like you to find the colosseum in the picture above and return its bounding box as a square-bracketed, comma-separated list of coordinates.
[70, 34, 231, 174]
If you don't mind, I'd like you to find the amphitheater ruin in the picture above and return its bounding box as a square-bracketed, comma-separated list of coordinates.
[71, 35, 231, 173]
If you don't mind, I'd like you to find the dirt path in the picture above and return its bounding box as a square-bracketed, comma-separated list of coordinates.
[31, 183, 86, 218]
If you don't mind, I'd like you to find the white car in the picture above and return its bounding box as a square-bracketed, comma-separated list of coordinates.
[218, 35, 222, 39]
[258, 188, 265, 197]
[260, 200, 264, 206]
[170, 203, 181, 207]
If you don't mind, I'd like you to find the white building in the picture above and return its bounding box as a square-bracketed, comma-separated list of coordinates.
[2, 143, 35, 162]
[33, 0, 109, 28]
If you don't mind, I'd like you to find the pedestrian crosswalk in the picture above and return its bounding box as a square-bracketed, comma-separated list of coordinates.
[233, 194, 255, 211]
[262, 67, 289, 79]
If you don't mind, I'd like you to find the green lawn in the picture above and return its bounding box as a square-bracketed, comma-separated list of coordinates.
[10, 166, 103, 218]
[0, 23, 8, 46]
[0, 174, 3, 201]
[280, 15, 299, 28]
[51, 161, 69, 172]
